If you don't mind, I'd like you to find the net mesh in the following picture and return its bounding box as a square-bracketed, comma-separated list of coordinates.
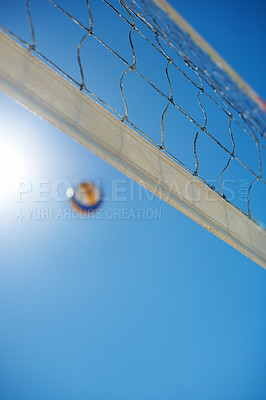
[1, 0, 265, 225]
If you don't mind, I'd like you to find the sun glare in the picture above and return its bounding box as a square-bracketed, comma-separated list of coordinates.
[0, 141, 28, 197]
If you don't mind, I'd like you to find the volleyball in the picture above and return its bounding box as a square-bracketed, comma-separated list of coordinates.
[68, 182, 102, 215]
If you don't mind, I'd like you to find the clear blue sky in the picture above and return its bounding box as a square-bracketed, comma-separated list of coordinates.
[0, 1, 266, 399]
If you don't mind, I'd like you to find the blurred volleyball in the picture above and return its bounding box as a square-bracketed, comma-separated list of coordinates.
[68, 182, 102, 215]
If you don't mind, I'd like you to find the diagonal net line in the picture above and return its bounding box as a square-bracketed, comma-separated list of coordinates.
[0, 0, 265, 222]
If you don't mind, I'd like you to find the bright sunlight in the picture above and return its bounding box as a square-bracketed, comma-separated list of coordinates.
[0, 141, 28, 197]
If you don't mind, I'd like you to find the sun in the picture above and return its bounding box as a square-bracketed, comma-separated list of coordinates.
[0, 141, 28, 197]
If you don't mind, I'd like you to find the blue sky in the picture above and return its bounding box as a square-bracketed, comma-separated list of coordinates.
[0, 1, 266, 399]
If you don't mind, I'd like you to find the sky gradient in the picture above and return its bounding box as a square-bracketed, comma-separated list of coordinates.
[0, 1, 265, 399]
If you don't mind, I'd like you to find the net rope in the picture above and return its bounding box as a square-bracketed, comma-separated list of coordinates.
[1, 0, 265, 223]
